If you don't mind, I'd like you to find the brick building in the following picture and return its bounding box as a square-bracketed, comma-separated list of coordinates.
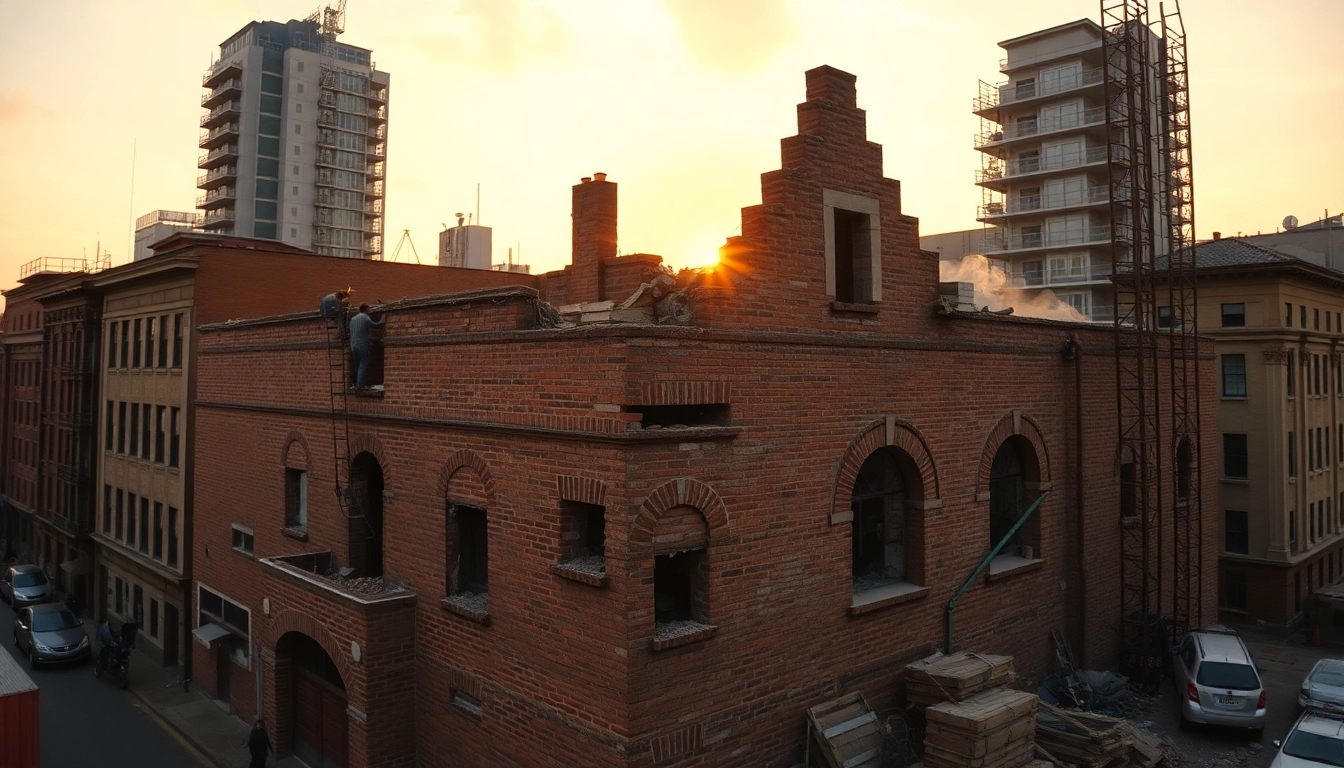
[189, 67, 1219, 767]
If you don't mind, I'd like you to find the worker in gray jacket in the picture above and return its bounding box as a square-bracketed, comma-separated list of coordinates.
[349, 303, 384, 389]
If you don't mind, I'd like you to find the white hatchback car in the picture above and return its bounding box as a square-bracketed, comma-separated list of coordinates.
[1271, 712, 1344, 767]
[1174, 628, 1267, 737]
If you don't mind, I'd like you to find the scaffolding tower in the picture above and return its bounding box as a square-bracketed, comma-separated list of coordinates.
[1102, 0, 1199, 689]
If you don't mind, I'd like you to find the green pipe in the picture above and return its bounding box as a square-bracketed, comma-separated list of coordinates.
[945, 492, 1049, 654]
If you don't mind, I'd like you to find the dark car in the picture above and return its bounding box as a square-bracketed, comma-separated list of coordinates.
[0, 564, 52, 608]
[13, 602, 90, 667]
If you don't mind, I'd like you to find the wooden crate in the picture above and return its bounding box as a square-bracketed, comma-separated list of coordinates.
[926, 689, 1037, 735]
[806, 691, 885, 768]
[906, 652, 1016, 705]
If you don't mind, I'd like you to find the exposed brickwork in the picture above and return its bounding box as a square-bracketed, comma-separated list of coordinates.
[185, 66, 1220, 768]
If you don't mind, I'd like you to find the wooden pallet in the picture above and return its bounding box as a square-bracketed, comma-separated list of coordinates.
[806, 692, 885, 768]
[906, 651, 1016, 705]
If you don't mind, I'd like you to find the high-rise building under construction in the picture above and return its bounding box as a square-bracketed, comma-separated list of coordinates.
[198, 8, 389, 258]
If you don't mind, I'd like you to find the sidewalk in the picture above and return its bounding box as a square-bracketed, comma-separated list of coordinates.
[92, 620, 302, 768]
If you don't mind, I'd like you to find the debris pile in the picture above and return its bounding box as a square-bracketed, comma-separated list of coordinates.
[924, 687, 1039, 768]
[906, 651, 1016, 706]
[1034, 702, 1164, 768]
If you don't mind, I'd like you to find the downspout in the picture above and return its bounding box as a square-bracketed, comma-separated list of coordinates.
[1069, 338, 1088, 665]
[946, 492, 1049, 653]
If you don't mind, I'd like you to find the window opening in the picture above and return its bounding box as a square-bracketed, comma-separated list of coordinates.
[630, 403, 730, 428]
[654, 548, 707, 625]
[1176, 439, 1191, 501]
[451, 505, 488, 596]
[850, 449, 907, 591]
[286, 468, 308, 528]
[1221, 303, 1245, 327]
[834, 208, 874, 304]
[1222, 355, 1246, 397]
[1223, 433, 1248, 479]
[558, 501, 605, 576]
[231, 525, 255, 555]
[990, 438, 1036, 557]
[1225, 510, 1249, 554]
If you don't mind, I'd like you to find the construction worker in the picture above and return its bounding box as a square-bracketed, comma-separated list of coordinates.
[349, 303, 385, 389]
[320, 288, 352, 339]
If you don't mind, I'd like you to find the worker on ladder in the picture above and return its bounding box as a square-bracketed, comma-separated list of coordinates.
[320, 288, 352, 340]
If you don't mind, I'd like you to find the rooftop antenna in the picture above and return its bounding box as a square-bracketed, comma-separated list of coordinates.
[455, 212, 465, 227]
[389, 229, 420, 264]
[476, 182, 481, 225]
[127, 138, 137, 266]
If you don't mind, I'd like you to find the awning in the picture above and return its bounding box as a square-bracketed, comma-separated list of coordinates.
[60, 557, 91, 578]
[192, 623, 232, 648]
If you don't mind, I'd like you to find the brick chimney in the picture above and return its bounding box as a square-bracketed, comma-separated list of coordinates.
[571, 173, 617, 304]
[804, 65, 857, 108]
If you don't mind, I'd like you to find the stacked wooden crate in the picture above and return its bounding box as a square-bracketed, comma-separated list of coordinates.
[924, 688, 1039, 768]
[905, 651, 1016, 706]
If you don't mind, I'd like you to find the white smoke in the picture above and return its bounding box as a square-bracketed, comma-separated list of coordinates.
[939, 254, 1087, 322]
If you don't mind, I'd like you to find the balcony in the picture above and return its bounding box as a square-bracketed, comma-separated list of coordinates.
[363, 235, 382, 254]
[982, 224, 1115, 255]
[368, 86, 388, 104]
[368, 106, 386, 123]
[197, 165, 237, 190]
[975, 146, 1115, 190]
[199, 121, 240, 150]
[1010, 262, 1113, 289]
[201, 207, 236, 227]
[368, 124, 386, 142]
[364, 200, 383, 216]
[196, 187, 236, 210]
[19, 257, 96, 279]
[368, 143, 385, 158]
[202, 59, 242, 88]
[198, 144, 239, 169]
[365, 181, 384, 198]
[200, 100, 241, 128]
[369, 220, 382, 234]
[201, 78, 242, 108]
[973, 67, 1105, 114]
[975, 107, 1107, 150]
[366, 163, 385, 180]
[977, 186, 1110, 221]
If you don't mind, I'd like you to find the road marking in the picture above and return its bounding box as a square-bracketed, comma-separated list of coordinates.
[135, 699, 216, 768]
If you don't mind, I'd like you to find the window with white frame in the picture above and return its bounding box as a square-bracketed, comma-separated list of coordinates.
[198, 584, 250, 664]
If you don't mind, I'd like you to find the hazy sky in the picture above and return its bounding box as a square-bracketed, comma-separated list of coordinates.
[0, 0, 1339, 293]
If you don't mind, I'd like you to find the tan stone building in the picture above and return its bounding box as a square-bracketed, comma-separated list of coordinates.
[1176, 238, 1344, 626]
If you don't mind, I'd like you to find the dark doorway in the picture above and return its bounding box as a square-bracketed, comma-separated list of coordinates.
[347, 453, 385, 578]
[163, 604, 179, 667]
[285, 632, 349, 768]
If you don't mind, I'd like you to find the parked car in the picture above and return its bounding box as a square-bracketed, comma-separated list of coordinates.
[1174, 627, 1267, 737]
[1271, 711, 1344, 767]
[0, 564, 52, 608]
[1301, 659, 1344, 715]
[12, 602, 90, 667]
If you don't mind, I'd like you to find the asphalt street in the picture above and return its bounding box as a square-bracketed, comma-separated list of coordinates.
[1, 596, 208, 768]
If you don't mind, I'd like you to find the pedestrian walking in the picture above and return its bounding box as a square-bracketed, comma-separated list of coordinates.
[349, 303, 385, 389]
[248, 718, 273, 768]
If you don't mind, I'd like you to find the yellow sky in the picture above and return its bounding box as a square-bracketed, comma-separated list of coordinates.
[0, 0, 1340, 294]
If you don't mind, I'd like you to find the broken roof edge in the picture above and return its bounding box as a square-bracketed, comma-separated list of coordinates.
[197, 284, 539, 333]
[936, 304, 1099, 329]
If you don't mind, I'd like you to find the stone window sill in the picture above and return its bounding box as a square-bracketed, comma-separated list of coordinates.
[231, 546, 254, 559]
[280, 526, 309, 542]
[442, 594, 490, 625]
[1222, 477, 1251, 485]
[987, 555, 1044, 582]
[551, 558, 608, 588]
[351, 386, 385, 399]
[651, 621, 716, 651]
[849, 581, 928, 616]
[830, 301, 880, 315]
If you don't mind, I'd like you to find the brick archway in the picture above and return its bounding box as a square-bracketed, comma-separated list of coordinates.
[436, 449, 497, 503]
[975, 411, 1050, 499]
[269, 609, 357, 690]
[630, 479, 729, 550]
[348, 433, 392, 483]
[832, 418, 939, 522]
[282, 430, 311, 471]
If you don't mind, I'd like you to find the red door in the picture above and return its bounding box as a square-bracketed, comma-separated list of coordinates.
[294, 669, 348, 768]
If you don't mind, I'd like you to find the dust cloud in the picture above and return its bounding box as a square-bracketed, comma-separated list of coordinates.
[939, 254, 1088, 322]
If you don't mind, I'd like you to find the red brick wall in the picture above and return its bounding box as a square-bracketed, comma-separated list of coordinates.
[187, 64, 1221, 768]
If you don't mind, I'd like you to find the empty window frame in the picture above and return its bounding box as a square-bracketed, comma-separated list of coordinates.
[168, 507, 179, 568]
[1222, 433, 1248, 479]
[153, 503, 163, 560]
[132, 319, 142, 368]
[1221, 303, 1245, 328]
[823, 189, 881, 305]
[559, 501, 605, 561]
[139, 497, 150, 554]
[154, 405, 165, 463]
[451, 505, 488, 595]
[1289, 431, 1297, 478]
[169, 407, 181, 468]
[172, 313, 184, 368]
[654, 548, 708, 625]
[1221, 354, 1246, 397]
[158, 314, 169, 367]
[851, 449, 908, 586]
[1288, 351, 1296, 396]
[231, 524, 254, 555]
[285, 468, 308, 528]
[117, 402, 127, 453]
[120, 320, 130, 367]
[1286, 303, 1293, 327]
[1224, 510, 1249, 554]
[1157, 306, 1172, 329]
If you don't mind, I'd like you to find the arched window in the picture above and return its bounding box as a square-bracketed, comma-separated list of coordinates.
[989, 436, 1039, 558]
[851, 448, 909, 588]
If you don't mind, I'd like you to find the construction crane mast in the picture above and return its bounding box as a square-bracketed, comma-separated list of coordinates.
[1101, 0, 1200, 690]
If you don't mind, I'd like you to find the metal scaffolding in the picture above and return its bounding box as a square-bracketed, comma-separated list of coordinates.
[1102, 0, 1199, 689]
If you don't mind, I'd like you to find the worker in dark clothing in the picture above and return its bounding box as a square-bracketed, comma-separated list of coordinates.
[349, 303, 385, 389]
[320, 289, 352, 340]
[248, 719, 273, 768]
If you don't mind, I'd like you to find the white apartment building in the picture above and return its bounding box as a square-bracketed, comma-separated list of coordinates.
[974, 20, 1114, 322]
[134, 210, 198, 262]
[199, 18, 389, 258]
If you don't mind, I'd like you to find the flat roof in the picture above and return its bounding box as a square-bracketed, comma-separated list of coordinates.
[999, 18, 1103, 49]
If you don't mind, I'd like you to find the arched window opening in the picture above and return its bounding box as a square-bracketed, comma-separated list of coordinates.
[278, 632, 348, 768]
[652, 505, 710, 639]
[990, 437, 1039, 559]
[851, 448, 910, 592]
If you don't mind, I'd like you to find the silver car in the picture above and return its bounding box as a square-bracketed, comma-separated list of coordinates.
[1271, 711, 1344, 767]
[1300, 659, 1344, 715]
[13, 602, 90, 667]
[1, 564, 52, 608]
[1175, 628, 1267, 736]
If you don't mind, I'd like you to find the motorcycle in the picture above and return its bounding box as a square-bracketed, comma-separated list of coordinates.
[94, 621, 139, 690]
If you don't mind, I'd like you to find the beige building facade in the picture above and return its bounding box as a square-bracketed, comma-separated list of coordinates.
[93, 263, 195, 666]
[1182, 238, 1344, 627]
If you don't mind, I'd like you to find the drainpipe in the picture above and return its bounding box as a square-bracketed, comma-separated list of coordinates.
[946, 492, 1050, 653]
[1068, 338, 1088, 665]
